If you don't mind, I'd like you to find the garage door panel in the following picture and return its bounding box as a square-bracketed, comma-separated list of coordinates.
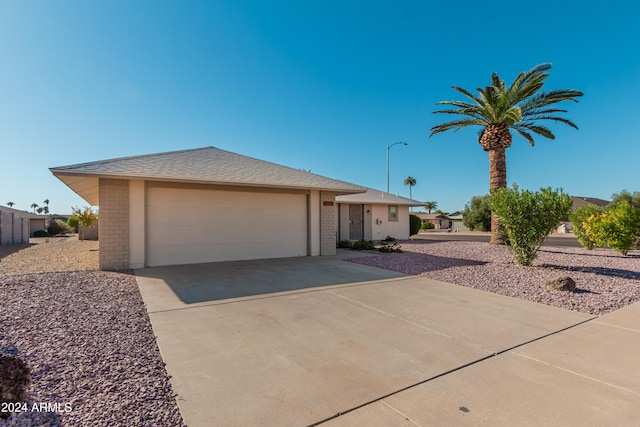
[146, 187, 308, 266]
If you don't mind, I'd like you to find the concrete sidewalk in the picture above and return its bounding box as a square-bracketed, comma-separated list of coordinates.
[135, 257, 639, 426]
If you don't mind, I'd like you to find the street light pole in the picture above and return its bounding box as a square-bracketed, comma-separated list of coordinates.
[386, 141, 408, 193]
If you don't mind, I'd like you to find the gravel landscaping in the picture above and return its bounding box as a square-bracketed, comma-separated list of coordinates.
[347, 240, 640, 316]
[0, 240, 185, 426]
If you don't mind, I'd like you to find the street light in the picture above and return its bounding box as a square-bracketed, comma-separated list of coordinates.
[386, 141, 408, 193]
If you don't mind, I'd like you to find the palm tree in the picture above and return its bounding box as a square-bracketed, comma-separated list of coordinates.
[30, 203, 38, 213]
[7, 201, 14, 208]
[430, 63, 583, 244]
[404, 176, 417, 199]
[425, 201, 438, 214]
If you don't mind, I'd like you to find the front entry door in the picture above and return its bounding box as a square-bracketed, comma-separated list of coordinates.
[349, 204, 364, 240]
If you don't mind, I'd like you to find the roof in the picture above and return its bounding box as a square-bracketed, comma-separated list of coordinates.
[0, 206, 48, 219]
[50, 147, 367, 205]
[335, 188, 423, 206]
[570, 196, 610, 210]
[413, 212, 449, 220]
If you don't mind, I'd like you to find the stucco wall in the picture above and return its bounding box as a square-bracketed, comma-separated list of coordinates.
[371, 204, 410, 240]
[320, 191, 336, 255]
[99, 178, 130, 270]
[0, 211, 30, 244]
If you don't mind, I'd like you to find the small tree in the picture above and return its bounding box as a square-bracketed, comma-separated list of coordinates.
[30, 203, 38, 213]
[610, 189, 640, 209]
[490, 184, 572, 266]
[462, 195, 492, 231]
[569, 204, 601, 250]
[583, 201, 640, 255]
[6, 201, 14, 208]
[72, 206, 98, 240]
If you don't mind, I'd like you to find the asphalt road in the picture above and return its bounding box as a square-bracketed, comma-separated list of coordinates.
[412, 232, 583, 248]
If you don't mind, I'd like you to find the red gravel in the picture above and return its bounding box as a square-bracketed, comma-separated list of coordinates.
[347, 240, 640, 316]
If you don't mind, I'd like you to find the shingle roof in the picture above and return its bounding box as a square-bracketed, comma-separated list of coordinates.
[570, 196, 610, 210]
[51, 147, 366, 205]
[336, 188, 423, 206]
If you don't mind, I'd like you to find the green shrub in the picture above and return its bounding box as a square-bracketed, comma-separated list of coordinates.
[583, 201, 640, 255]
[67, 216, 79, 231]
[409, 214, 421, 236]
[47, 219, 74, 236]
[378, 236, 402, 253]
[490, 184, 572, 266]
[33, 230, 50, 237]
[569, 205, 601, 250]
[463, 195, 492, 231]
[421, 221, 435, 230]
[351, 240, 375, 250]
[337, 240, 352, 248]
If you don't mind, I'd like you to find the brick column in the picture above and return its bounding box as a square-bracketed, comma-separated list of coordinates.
[320, 191, 337, 256]
[98, 178, 130, 270]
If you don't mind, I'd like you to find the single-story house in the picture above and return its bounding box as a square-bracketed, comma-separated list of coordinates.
[0, 206, 48, 243]
[50, 147, 366, 270]
[335, 189, 423, 240]
[414, 212, 451, 230]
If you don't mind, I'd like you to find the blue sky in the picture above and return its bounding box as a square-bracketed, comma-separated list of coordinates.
[1, 0, 638, 214]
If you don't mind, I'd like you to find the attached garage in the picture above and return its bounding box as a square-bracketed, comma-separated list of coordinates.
[146, 184, 308, 266]
[50, 147, 365, 270]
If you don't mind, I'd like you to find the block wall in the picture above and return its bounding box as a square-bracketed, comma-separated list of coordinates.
[98, 179, 130, 270]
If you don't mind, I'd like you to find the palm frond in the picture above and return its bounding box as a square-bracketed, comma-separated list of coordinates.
[513, 128, 536, 146]
[523, 115, 579, 129]
[429, 118, 487, 137]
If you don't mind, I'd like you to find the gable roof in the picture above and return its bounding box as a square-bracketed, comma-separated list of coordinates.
[335, 188, 423, 206]
[50, 147, 366, 205]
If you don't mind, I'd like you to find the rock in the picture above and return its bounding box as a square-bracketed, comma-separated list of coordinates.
[0, 354, 31, 419]
[545, 276, 577, 292]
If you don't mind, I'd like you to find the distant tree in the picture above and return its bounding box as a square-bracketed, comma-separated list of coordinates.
[6, 201, 14, 208]
[30, 203, 38, 213]
[404, 176, 417, 199]
[36, 207, 44, 214]
[434, 209, 450, 215]
[463, 195, 492, 231]
[43, 199, 50, 214]
[424, 201, 438, 214]
[610, 189, 640, 209]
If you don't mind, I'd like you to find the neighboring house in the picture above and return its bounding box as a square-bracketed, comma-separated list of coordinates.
[0, 206, 46, 243]
[335, 188, 423, 241]
[557, 196, 611, 233]
[445, 211, 470, 232]
[50, 147, 366, 270]
[414, 212, 451, 230]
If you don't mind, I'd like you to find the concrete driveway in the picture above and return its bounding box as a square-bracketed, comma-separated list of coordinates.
[135, 252, 640, 426]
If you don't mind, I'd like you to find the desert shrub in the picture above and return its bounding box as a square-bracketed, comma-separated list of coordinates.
[490, 184, 572, 266]
[570, 205, 601, 250]
[378, 236, 402, 253]
[583, 201, 640, 255]
[71, 206, 98, 227]
[337, 240, 351, 248]
[47, 219, 74, 236]
[67, 216, 79, 231]
[351, 240, 375, 250]
[610, 189, 640, 209]
[409, 214, 421, 236]
[463, 195, 492, 231]
[33, 230, 50, 237]
[421, 221, 435, 230]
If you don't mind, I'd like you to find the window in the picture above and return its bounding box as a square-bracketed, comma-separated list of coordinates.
[388, 205, 398, 222]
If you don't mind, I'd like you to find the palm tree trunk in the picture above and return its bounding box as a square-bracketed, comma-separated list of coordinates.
[489, 148, 507, 244]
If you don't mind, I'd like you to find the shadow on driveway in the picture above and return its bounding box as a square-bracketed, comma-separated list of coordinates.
[135, 252, 407, 308]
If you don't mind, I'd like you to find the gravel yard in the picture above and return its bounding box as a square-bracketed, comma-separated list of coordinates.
[348, 240, 640, 316]
[0, 239, 185, 426]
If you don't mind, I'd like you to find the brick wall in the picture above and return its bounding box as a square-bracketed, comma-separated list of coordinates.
[98, 178, 129, 270]
[320, 191, 337, 256]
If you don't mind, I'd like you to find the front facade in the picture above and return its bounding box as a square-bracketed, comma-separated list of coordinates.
[51, 147, 364, 269]
[336, 189, 423, 241]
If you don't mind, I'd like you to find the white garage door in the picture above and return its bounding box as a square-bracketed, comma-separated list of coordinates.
[146, 186, 308, 266]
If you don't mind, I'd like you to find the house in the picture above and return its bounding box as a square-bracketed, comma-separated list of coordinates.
[570, 196, 609, 211]
[335, 188, 423, 240]
[50, 147, 366, 269]
[413, 212, 451, 230]
[0, 205, 49, 243]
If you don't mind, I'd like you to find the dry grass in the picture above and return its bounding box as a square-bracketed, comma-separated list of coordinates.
[0, 235, 98, 275]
